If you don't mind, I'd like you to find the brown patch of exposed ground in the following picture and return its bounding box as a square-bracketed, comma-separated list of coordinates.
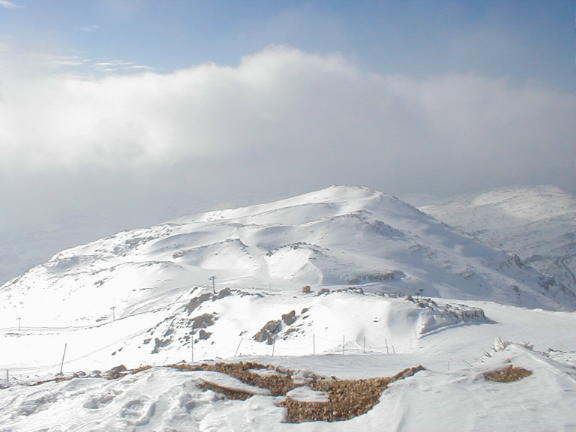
[484, 365, 532, 383]
[168, 361, 302, 395]
[279, 366, 425, 423]
[170, 361, 425, 423]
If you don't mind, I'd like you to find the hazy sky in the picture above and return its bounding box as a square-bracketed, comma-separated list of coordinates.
[0, 0, 575, 280]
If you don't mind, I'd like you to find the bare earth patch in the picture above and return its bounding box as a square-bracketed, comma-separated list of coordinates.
[484, 365, 532, 383]
[279, 366, 424, 423]
[169, 361, 301, 396]
[170, 361, 425, 423]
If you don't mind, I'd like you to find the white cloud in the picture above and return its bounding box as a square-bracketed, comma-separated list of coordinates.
[1, 46, 573, 179]
[92, 59, 152, 73]
[0, 42, 152, 76]
[0, 45, 574, 241]
[0, 0, 18, 9]
[80, 24, 100, 33]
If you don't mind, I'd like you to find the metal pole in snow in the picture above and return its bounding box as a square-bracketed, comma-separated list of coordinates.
[385, 338, 389, 354]
[58, 343, 68, 376]
[234, 338, 243, 357]
[313, 334, 316, 356]
[5, 370, 8, 387]
[209, 276, 216, 294]
[363, 336, 366, 354]
[17, 318, 21, 331]
[342, 336, 345, 355]
[272, 338, 276, 357]
[191, 330, 194, 363]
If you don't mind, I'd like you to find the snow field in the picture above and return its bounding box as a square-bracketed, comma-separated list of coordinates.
[1, 341, 575, 431]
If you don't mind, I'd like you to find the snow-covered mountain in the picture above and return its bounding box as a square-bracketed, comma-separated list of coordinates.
[1, 186, 572, 330]
[2, 185, 576, 431]
[0, 184, 574, 368]
[418, 185, 576, 293]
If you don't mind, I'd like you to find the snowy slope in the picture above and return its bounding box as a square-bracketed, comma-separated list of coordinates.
[0, 186, 573, 333]
[0, 288, 488, 374]
[2, 186, 576, 430]
[418, 185, 576, 293]
[2, 315, 576, 432]
[369, 341, 576, 432]
[0, 184, 573, 371]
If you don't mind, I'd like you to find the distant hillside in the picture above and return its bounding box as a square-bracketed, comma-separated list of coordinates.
[419, 185, 576, 293]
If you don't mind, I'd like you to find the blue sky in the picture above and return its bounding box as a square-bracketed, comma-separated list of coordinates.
[1, 0, 574, 89]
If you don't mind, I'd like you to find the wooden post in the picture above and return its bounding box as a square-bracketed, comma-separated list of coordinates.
[58, 343, 68, 376]
[234, 338, 243, 357]
[191, 330, 194, 363]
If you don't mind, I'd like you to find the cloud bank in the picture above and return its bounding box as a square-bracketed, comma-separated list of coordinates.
[0, 46, 574, 232]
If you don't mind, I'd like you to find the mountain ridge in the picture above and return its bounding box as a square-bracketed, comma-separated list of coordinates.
[1, 185, 573, 332]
